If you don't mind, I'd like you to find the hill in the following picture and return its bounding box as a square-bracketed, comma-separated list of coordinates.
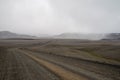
[55, 33, 106, 40]
[0, 31, 36, 39]
[104, 33, 120, 40]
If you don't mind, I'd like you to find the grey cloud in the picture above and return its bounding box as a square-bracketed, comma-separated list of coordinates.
[0, 0, 120, 35]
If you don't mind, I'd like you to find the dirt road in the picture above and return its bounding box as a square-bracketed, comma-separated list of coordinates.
[0, 48, 91, 80]
[19, 49, 120, 80]
[0, 46, 120, 80]
[0, 48, 60, 80]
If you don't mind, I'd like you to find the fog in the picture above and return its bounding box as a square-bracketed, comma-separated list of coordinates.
[0, 0, 120, 35]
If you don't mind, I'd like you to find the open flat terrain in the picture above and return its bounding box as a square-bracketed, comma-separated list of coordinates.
[0, 39, 120, 80]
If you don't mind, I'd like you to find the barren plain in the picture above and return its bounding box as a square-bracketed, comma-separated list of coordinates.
[0, 39, 120, 80]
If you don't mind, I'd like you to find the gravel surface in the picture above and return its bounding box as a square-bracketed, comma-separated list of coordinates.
[0, 39, 120, 80]
[21, 49, 120, 80]
[0, 48, 60, 80]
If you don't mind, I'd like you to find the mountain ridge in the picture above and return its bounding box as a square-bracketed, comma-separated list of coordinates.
[0, 31, 120, 40]
[0, 31, 36, 39]
[55, 33, 106, 40]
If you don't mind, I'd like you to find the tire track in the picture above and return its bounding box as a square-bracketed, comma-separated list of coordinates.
[19, 49, 90, 80]
[0, 48, 61, 80]
[20, 49, 120, 80]
[11, 49, 61, 80]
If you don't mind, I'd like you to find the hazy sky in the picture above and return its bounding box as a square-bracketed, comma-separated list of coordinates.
[0, 0, 120, 35]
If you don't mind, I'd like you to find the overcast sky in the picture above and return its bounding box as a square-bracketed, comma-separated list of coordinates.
[0, 0, 120, 35]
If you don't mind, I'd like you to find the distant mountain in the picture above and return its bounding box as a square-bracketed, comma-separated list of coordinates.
[35, 34, 53, 38]
[103, 33, 120, 40]
[0, 31, 36, 39]
[55, 33, 106, 40]
[0, 31, 119, 40]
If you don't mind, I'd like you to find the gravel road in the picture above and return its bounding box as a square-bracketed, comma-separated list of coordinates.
[18, 48, 120, 80]
[0, 48, 61, 80]
[0, 47, 120, 80]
